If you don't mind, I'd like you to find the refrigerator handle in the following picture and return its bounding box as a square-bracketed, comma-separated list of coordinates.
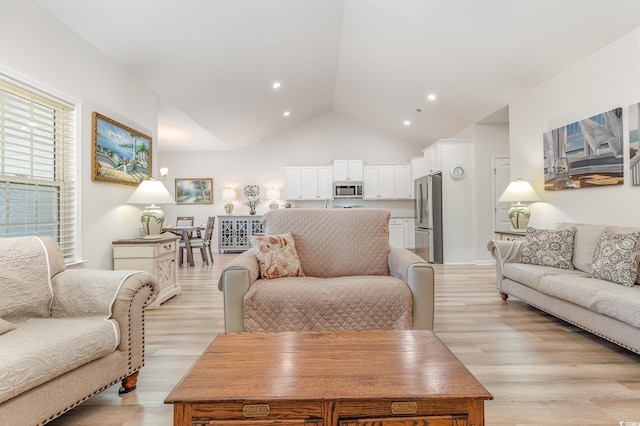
[418, 182, 423, 223]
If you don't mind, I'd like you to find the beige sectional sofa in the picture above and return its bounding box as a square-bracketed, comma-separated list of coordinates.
[488, 223, 640, 355]
[219, 208, 434, 332]
[0, 236, 158, 425]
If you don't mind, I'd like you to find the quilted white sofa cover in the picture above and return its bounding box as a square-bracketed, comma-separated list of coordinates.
[488, 223, 640, 355]
[218, 208, 435, 332]
[0, 236, 158, 425]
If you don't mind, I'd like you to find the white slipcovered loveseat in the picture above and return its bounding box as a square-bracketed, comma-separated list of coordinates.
[219, 208, 434, 332]
[0, 236, 158, 425]
[488, 223, 640, 355]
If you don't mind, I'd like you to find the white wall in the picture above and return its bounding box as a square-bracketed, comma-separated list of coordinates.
[473, 123, 509, 263]
[0, 0, 159, 269]
[159, 111, 421, 236]
[509, 28, 640, 229]
[439, 140, 474, 264]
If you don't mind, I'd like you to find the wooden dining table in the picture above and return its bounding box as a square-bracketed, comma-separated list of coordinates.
[161, 226, 204, 267]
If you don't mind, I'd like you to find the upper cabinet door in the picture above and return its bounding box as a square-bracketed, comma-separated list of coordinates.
[377, 165, 395, 199]
[333, 160, 349, 181]
[333, 159, 363, 181]
[347, 159, 364, 181]
[284, 166, 302, 200]
[394, 165, 412, 199]
[363, 166, 379, 199]
[317, 166, 334, 199]
[301, 166, 320, 199]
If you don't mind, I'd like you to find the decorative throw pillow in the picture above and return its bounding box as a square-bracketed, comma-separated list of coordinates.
[521, 227, 576, 270]
[251, 232, 304, 280]
[592, 231, 640, 287]
[0, 318, 16, 335]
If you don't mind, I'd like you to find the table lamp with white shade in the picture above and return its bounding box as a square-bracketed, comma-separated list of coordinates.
[126, 179, 176, 238]
[266, 187, 281, 210]
[222, 188, 237, 215]
[497, 178, 541, 230]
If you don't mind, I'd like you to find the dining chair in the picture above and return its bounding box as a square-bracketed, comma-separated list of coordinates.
[176, 216, 194, 236]
[186, 216, 215, 265]
[203, 216, 215, 263]
[176, 216, 196, 265]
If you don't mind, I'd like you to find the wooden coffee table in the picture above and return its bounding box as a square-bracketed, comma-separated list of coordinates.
[165, 330, 492, 426]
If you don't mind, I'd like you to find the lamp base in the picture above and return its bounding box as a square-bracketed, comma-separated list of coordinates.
[141, 204, 166, 238]
[508, 203, 530, 230]
[224, 200, 234, 215]
[269, 200, 279, 210]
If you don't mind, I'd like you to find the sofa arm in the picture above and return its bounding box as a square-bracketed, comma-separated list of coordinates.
[388, 248, 434, 330]
[486, 239, 523, 291]
[51, 269, 158, 377]
[218, 250, 260, 332]
[51, 269, 159, 317]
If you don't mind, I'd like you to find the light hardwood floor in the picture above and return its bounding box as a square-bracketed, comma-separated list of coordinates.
[50, 254, 640, 425]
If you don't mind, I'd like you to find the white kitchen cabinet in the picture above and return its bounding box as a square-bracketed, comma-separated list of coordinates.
[333, 159, 363, 181]
[301, 166, 333, 200]
[423, 143, 442, 174]
[394, 165, 412, 199]
[388, 218, 404, 247]
[284, 166, 302, 200]
[364, 165, 410, 200]
[362, 166, 393, 200]
[403, 218, 416, 249]
[411, 156, 426, 180]
[301, 167, 319, 199]
[317, 166, 333, 199]
[285, 165, 332, 200]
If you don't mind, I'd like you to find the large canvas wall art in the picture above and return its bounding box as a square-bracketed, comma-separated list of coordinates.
[543, 108, 623, 191]
[629, 103, 640, 185]
[91, 112, 152, 186]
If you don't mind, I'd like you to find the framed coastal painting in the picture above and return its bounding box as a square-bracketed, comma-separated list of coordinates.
[175, 178, 214, 204]
[543, 107, 623, 190]
[91, 112, 152, 186]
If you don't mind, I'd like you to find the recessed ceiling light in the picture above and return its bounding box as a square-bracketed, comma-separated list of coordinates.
[427, 94, 437, 101]
[403, 120, 411, 126]
[283, 111, 291, 117]
[273, 82, 281, 89]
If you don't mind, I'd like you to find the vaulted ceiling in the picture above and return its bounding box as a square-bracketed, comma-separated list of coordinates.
[33, 0, 640, 151]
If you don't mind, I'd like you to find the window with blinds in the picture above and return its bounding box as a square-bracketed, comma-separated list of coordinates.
[0, 75, 77, 262]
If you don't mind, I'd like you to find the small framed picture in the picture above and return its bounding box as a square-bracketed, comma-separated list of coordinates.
[175, 178, 214, 204]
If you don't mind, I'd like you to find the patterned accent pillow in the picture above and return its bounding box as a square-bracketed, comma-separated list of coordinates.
[251, 232, 305, 280]
[592, 231, 640, 286]
[0, 318, 16, 335]
[521, 227, 576, 270]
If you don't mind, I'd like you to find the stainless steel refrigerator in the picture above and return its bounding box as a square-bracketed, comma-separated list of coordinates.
[414, 173, 443, 263]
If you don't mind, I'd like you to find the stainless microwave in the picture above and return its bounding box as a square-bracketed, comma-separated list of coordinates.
[334, 181, 364, 199]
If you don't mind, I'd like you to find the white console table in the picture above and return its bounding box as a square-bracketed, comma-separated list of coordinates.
[217, 215, 264, 253]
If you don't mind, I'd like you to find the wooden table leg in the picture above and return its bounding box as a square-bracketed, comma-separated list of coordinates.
[173, 404, 192, 426]
[180, 231, 195, 266]
[467, 399, 485, 426]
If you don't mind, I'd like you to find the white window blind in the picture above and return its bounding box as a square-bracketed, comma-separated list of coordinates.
[0, 75, 78, 262]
